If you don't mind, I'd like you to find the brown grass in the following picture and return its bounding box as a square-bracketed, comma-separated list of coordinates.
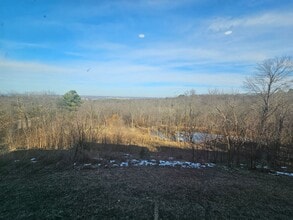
[98, 125, 184, 151]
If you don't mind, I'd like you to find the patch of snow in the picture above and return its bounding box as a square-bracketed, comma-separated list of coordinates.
[14, 160, 20, 163]
[79, 158, 216, 170]
[137, 160, 157, 166]
[159, 160, 173, 167]
[206, 163, 216, 168]
[130, 159, 140, 164]
[82, 163, 96, 169]
[281, 166, 287, 169]
[120, 162, 129, 167]
[30, 158, 37, 163]
[158, 160, 202, 169]
[275, 171, 293, 177]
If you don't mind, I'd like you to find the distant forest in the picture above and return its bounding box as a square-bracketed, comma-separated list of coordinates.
[1, 57, 293, 169]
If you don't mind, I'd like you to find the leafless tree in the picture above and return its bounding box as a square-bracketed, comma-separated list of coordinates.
[244, 56, 293, 136]
[244, 56, 293, 167]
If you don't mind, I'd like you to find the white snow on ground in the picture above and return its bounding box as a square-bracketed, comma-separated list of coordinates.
[120, 162, 129, 167]
[72, 159, 292, 176]
[113, 159, 215, 169]
[159, 160, 201, 168]
[83, 163, 92, 167]
[76, 159, 215, 169]
[207, 163, 216, 168]
[275, 171, 293, 177]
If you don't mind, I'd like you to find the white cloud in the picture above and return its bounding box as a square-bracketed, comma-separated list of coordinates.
[0, 40, 49, 50]
[208, 11, 293, 32]
[0, 51, 257, 96]
[0, 58, 78, 76]
[138, 34, 145, 38]
[0, 58, 246, 88]
[122, 44, 268, 65]
[78, 38, 275, 68]
[79, 41, 128, 52]
[224, 30, 233, 35]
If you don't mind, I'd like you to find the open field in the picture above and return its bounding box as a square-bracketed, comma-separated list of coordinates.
[1, 148, 292, 219]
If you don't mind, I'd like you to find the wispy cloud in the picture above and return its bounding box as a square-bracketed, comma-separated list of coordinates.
[76, 38, 272, 73]
[0, 57, 247, 95]
[0, 58, 77, 75]
[79, 41, 128, 51]
[208, 11, 293, 32]
[0, 40, 49, 50]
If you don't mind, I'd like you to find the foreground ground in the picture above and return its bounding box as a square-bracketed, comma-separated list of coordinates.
[0, 160, 292, 220]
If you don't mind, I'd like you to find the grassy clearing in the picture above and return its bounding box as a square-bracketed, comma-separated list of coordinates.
[0, 149, 293, 219]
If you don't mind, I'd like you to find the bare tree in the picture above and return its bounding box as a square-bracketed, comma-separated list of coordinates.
[244, 56, 293, 136]
[244, 56, 293, 167]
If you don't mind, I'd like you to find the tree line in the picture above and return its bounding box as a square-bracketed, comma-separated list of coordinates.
[0, 57, 292, 169]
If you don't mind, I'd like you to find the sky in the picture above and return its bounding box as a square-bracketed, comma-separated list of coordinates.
[0, 0, 293, 97]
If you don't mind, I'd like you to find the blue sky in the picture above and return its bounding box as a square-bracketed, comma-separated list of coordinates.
[0, 0, 293, 97]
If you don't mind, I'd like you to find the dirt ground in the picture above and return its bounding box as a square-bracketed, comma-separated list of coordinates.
[1, 152, 293, 220]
